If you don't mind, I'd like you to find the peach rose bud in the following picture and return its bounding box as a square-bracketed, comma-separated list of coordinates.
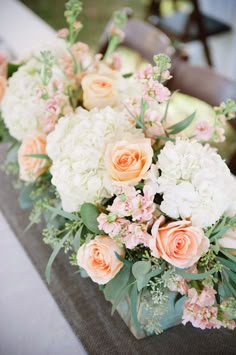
[81, 74, 118, 110]
[150, 216, 210, 269]
[77, 235, 125, 284]
[18, 132, 49, 182]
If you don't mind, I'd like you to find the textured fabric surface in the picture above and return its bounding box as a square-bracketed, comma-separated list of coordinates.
[0, 144, 236, 355]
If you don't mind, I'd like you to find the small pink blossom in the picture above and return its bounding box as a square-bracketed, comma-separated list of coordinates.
[97, 213, 130, 238]
[110, 25, 125, 41]
[57, 28, 69, 39]
[193, 121, 214, 141]
[73, 21, 82, 30]
[143, 79, 170, 103]
[123, 222, 151, 249]
[108, 185, 155, 222]
[45, 98, 61, 116]
[106, 52, 122, 71]
[131, 185, 155, 222]
[213, 127, 225, 142]
[167, 274, 189, 295]
[144, 109, 165, 140]
[182, 287, 222, 330]
[136, 64, 152, 80]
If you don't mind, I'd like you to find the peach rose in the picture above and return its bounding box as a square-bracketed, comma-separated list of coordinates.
[105, 138, 153, 185]
[77, 235, 125, 284]
[218, 228, 236, 255]
[81, 74, 119, 110]
[18, 132, 49, 182]
[150, 216, 209, 268]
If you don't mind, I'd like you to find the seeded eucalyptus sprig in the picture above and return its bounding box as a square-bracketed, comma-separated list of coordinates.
[65, 0, 83, 45]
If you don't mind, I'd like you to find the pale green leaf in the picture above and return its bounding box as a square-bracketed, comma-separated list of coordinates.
[167, 111, 196, 135]
[80, 203, 102, 234]
[45, 232, 71, 284]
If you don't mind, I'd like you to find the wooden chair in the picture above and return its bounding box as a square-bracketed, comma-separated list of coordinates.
[147, 0, 231, 66]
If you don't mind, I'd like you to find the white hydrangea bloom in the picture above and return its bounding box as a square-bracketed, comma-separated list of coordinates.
[1, 40, 68, 141]
[47, 107, 143, 212]
[157, 139, 233, 228]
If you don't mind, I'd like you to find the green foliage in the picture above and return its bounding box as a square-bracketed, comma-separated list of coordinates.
[130, 283, 143, 332]
[25, 153, 50, 160]
[65, 0, 83, 45]
[45, 231, 72, 283]
[166, 111, 196, 135]
[45, 205, 80, 221]
[0, 113, 15, 143]
[7, 62, 21, 78]
[175, 267, 218, 280]
[103, 9, 127, 60]
[214, 98, 236, 120]
[153, 53, 171, 82]
[80, 202, 103, 234]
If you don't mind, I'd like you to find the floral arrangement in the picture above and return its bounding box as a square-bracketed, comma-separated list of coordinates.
[1, 0, 236, 339]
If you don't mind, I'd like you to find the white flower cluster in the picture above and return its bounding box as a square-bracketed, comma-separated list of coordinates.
[1, 39, 68, 141]
[47, 107, 143, 212]
[157, 139, 233, 228]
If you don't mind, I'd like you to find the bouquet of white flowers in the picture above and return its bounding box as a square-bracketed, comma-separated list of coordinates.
[1, 0, 236, 339]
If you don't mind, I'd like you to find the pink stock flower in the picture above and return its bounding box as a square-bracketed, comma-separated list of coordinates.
[167, 274, 189, 295]
[143, 79, 170, 103]
[73, 21, 82, 30]
[108, 185, 155, 222]
[57, 28, 69, 39]
[193, 121, 214, 141]
[131, 185, 155, 222]
[60, 42, 89, 79]
[110, 25, 125, 41]
[136, 64, 152, 80]
[213, 127, 225, 142]
[97, 213, 130, 238]
[123, 222, 152, 249]
[182, 287, 222, 330]
[144, 109, 165, 140]
[106, 52, 122, 71]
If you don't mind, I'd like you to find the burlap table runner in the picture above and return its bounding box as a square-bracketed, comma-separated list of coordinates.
[0, 144, 235, 355]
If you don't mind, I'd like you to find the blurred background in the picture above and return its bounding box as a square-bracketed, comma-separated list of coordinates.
[18, 0, 236, 79]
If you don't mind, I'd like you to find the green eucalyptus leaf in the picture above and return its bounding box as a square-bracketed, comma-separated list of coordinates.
[72, 225, 84, 251]
[218, 256, 236, 272]
[111, 282, 133, 315]
[45, 205, 80, 221]
[132, 260, 151, 280]
[80, 203, 102, 234]
[137, 267, 163, 291]
[104, 264, 131, 302]
[175, 267, 216, 280]
[19, 183, 35, 209]
[45, 232, 71, 284]
[130, 284, 143, 332]
[167, 111, 196, 135]
[25, 153, 50, 160]
[221, 250, 236, 263]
